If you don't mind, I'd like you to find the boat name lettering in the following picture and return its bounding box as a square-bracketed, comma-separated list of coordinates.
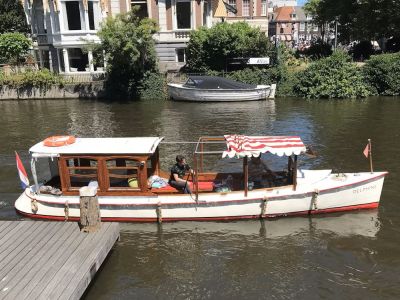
[353, 185, 377, 194]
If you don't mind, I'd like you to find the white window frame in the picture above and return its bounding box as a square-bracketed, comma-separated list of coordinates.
[176, 48, 186, 62]
[228, 0, 236, 17]
[261, 0, 267, 16]
[242, 0, 250, 17]
[172, 0, 193, 30]
[60, 0, 85, 32]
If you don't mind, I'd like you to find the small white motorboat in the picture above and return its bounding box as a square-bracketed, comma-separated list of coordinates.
[15, 135, 387, 222]
[167, 76, 276, 101]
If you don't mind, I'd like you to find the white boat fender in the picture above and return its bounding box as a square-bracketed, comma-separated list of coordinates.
[64, 200, 69, 221]
[261, 196, 268, 217]
[31, 198, 38, 214]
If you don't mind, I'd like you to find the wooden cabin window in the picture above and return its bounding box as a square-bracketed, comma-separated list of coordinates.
[105, 158, 141, 190]
[66, 158, 98, 188]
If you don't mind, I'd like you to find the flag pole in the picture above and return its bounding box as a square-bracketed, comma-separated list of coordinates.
[368, 139, 373, 173]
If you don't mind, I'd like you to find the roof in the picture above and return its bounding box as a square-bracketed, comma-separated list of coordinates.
[273, 6, 307, 22]
[184, 76, 256, 90]
[29, 137, 164, 157]
[222, 135, 306, 158]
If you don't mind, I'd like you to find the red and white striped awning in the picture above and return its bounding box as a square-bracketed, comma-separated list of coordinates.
[222, 135, 307, 158]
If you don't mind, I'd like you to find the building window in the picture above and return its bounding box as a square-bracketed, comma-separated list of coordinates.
[131, 0, 148, 19]
[280, 27, 284, 34]
[176, 1, 191, 29]
[228, 0, 236, 17]
[261, 0, 267, 16]
[68, 48, 89, 72]
[290, 13, 296, 19]
[88, 1, 95, 30]
[242, 0, 250, 16]
[300, 22, 305, 31]
[176, 48, 186, 62]
[65, 1, 82, 30]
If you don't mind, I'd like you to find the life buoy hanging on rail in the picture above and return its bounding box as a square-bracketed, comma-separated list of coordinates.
[43, 136, 76, 147]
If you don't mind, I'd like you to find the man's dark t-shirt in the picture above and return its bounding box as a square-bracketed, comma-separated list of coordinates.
[170, 163, 190, 182]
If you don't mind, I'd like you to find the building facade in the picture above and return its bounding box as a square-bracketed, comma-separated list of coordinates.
[268, 6, 320, 49]
[23, 0, 270, 73]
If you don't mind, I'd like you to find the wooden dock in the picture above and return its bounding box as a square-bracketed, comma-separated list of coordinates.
[0, 221, 119, 300]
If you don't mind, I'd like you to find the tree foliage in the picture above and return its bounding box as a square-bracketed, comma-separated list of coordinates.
[0, 0, 29, 34]
[294, 51, 370, 99]
[186, 22, 273, 72]
[0, 33, 31, 64]
[94, 9, 158, 99]
[363, 53, 400, 96]
[304, 0, 400, 43]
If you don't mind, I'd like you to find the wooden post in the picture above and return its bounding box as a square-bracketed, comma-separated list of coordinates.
[79, 186, 101, 233]
[244, 156, 248, 197]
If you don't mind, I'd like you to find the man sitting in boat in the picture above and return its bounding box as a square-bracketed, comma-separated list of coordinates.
[248, 155, 277, 189]
[169, 155, 194, 194]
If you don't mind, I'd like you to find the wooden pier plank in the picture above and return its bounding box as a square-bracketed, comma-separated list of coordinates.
[2, 222, 74, 300]
[20, 224, 89, 300]
[59, 224, 120, 300]
[0, 222, 64, 294]
[0, 222, 48, 279]
[47, 223, 119, 299]
[0, 221, 119, 300]
[0, 222, 15, 240]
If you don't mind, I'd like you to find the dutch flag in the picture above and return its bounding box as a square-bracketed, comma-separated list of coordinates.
[15, 151, 30, 189]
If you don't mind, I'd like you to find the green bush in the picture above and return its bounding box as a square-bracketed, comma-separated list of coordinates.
[138, 72, 167, 100]
[0, 69, 64, 88]
[225, 67, 281, 85]
[363, 53, 400, 96]
[293, 51, 370, 99]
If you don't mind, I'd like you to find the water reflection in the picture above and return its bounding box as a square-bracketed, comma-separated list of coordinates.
[120, 211, 380, 240]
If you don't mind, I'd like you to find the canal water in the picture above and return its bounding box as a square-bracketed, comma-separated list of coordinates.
[0, 97, 399, 298]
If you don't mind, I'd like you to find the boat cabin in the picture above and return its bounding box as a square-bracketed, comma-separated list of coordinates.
[29, 135, 308, 196]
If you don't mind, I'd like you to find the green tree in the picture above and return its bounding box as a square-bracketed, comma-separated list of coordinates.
[186, 22, 274, 72]
[0, 0, 29, 34]
[94, 9, 159, 99]
[304, 0, 400, 44]
[0, 32, 31, 64]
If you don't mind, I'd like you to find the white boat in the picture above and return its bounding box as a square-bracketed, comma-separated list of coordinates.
[167, 76, 276, 101]
[15, 135, 387, 222]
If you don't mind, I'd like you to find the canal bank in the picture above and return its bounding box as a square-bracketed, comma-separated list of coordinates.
[0, 82, 105, 100]
[0, 97, 399, 299]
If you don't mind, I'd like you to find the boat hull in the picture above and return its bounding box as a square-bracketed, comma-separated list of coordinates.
[167, 83, 276, 102]
[15, 171, 387, 222]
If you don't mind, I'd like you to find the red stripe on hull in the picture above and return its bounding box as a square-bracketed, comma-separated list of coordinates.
[16, 202, 379, 223]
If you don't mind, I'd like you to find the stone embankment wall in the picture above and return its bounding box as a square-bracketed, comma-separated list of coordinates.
[0, 82, 105, 100]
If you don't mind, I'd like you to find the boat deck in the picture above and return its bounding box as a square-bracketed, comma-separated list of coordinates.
[0, 221, 119, 300]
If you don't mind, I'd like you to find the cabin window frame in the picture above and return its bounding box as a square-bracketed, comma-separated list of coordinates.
[59, 154, 157, 195]
[103, 156, 147, 192]
[60, 155, 100, 191]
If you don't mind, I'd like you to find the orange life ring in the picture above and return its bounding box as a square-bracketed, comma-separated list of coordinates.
[43, 136, 76, 147]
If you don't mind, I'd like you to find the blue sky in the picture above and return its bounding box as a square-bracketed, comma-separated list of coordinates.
[298, 0, 306, 5]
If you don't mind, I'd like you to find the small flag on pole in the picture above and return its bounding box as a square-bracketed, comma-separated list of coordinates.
[363, 143, 369, 158]
[15, 151, 30, 189]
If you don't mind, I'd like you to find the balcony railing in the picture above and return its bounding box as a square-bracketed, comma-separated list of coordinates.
[154, 30, 192, 42]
